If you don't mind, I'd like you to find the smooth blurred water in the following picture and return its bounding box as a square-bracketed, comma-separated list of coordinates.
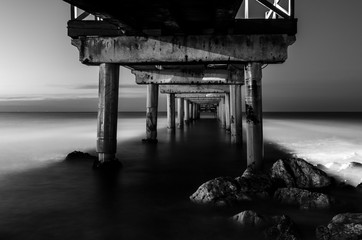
[264, 113, 362, 186]
[0, 112, 362, 240]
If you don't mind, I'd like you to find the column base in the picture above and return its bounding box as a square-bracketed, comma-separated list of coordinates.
[142, 138, 158, 144]
[92, 153, 122, 170]
[177, 123, 184, 129]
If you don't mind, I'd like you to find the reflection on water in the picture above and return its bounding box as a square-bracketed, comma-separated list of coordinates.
[0, 112, 362, 239]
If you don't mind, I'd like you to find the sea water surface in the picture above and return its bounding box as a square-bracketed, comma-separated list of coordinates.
[0, 112, 362, 239]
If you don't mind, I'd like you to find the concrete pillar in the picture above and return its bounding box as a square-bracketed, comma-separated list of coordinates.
[144, 84, 159, 143]
[225, 93, 231, 131]
[230, 85, 243, 144]
[167, 93, 176, 131]
[177, 98, 184, 129]
[220, 97, 225, 128]
[245, 63, 263, 169]
[193, 103, 197, 120]
[190, 102, 194, 121]
[184, 99, 190, 125]
[96, 63, 119, 166]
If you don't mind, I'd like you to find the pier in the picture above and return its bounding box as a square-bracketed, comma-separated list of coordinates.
[63, 0, 297, 169]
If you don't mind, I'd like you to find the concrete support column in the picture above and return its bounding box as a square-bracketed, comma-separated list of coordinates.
[230, 85, 243, 144]
[144, 84, 159, 143]
[245, 63, 263, 169]
[184, 99, 190, 125]
[225, 93, 231, 131]
[177, 98, 184, 129]
[96, 63, 119, 165]
[190, 102, 194, 121]
[167, 93, 176, 131]
[193, 103, 197, 120]
[220, 97, 225, 128]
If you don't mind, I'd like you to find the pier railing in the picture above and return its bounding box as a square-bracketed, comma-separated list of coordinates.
[243, 0, 295, 19]
[70, 5, 102, 21]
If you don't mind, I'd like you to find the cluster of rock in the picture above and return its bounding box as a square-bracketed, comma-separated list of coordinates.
[190, 158, 334, 209]
[232, 210, 300, 240]
[190, 157, 362, 239]
[316, 213, 362, 240]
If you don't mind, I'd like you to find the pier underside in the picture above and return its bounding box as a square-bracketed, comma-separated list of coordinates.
[64, 0, 297, 169]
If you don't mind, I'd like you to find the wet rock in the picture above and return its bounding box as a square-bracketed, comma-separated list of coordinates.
[274, 187, 331, 210]
[270, 159, 295, 188]
[65, 151, 97, 161]
[271, 158, 333, 189]
[190, 177, 239, 205]
[232, 210, 270, 229]
[264, 215, 300, 240]
[232, 210, 300, 240]
[356, 183, 362, 192]
[235, 166, 273, 200]
[316, 213, 362, 240]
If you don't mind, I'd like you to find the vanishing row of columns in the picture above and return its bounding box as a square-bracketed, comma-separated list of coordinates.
[96, 63, 263, 170]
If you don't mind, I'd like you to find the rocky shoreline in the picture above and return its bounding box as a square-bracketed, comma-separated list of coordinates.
[190, 158, 362, 240]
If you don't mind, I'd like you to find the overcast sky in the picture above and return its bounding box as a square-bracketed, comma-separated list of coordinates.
[0, 0, 361, 112]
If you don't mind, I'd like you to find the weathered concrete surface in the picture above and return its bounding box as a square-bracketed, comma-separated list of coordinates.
[166, 93, 175, 130]
[230, 85, 242, 144]
[144, 84, 159, 142]
[72, 34, 295, 65]
[175, 93, 225, 98]
[96, 63, 119, 163]
[133, 69, 244, 85]
[245, 63, 263, 168]
[184, 99, 190, 124]
[160, 85, 229, 94]
[316, 213, 362, 240]
[219, 97, 225, 128]
[177, 98, 184, 129]
[224, 93, 231, 131]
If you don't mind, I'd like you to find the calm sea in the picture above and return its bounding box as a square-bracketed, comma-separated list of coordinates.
[0, 112, 362, 240]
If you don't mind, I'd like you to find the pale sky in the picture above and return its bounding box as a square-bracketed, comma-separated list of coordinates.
[0, 0, 361, 112]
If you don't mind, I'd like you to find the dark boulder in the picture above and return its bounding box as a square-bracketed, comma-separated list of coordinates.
[274, 187, 331, 210]
[189, 177, 239, 206]
[232, 210, 270, 229]
[316, 213, 362, 240]
[232, 210, 300, 240]
[271, 158, 333, 189]
[65, 151, 97, 161]
[356, 183, 362, 192]
[235, 166, 273, 200]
